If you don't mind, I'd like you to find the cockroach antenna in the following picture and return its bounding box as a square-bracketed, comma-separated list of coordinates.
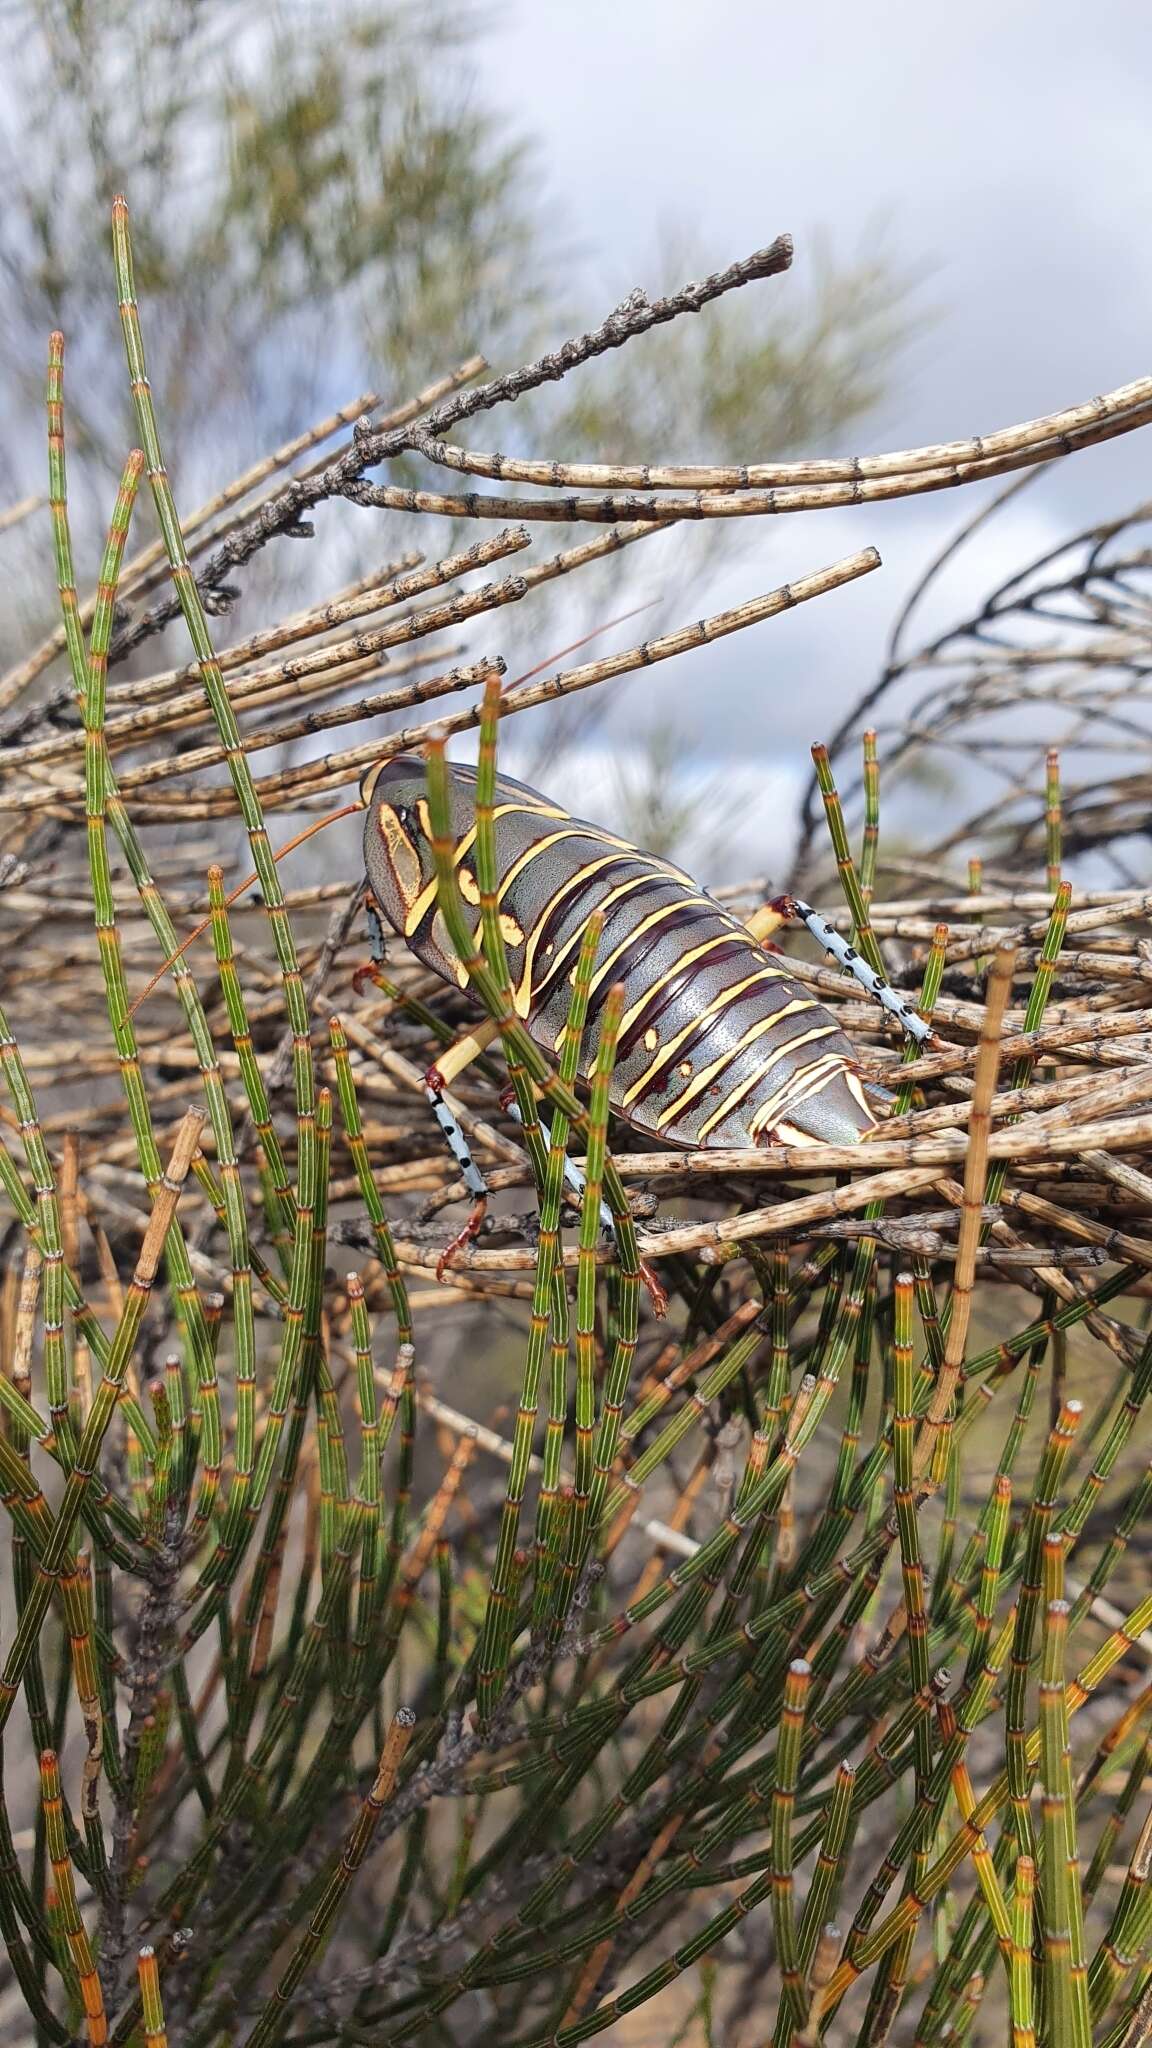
[126, 599, 659, 1018]
[126, 801, 364, 1016]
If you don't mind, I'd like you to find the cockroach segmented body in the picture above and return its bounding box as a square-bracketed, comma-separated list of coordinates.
[359, 754, 932, 1262]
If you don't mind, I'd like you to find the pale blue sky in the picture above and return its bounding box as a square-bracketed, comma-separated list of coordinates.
[469, 0, 1152, 862]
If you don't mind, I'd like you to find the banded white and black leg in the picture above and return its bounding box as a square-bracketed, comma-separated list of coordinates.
[352, 896, 391, 996]
[423, 1014, 614, 1273]
[423, 1017, 504, 1279]
[499, 1090, 615, 1233]
[768, 893, 936, 1048]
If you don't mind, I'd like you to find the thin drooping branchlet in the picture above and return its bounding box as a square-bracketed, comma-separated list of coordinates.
[45, 335, 224, 1540]
[1046, 746, 1063, 891]
[244, 1710, 415, 2048]
[0, 1110, 202, 1735]
[112, 197, 316, 1137]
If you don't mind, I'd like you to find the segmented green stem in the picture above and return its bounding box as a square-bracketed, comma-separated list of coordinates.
[46, 333, 222, 1536]
[111, 198, 315, 1130]
[205, 864, 292, 1216]
[859, 729, 879, 902]
[40, 1749, 107, 2046]
[137, 1946, 167, 2048]
[244, 1711, 415, 2048]
[329, 1019, 413, 1347]
[1040, 1594, 1091, 2048]
[1005, 1399, 1082, 1857]
[568, 983, 624, 1569]
[771, 1659, 810, 2028]
[811, 742, 885, 980]
[1045, 747, 1062, 892]
[0, 1113, 202, 1733]
[531, 920, 600, 1633]
[1010, 1856, 1037, 2048]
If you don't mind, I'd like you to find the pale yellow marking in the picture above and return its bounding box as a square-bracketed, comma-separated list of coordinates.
[434, 1015, 502, 1085]
[617, 931, 773, 1040]
[746, 1048, 849, 1139]
[499, 912, 524, 945]
[652, 1000, 814, 1133]
[458, 866, 481, 905]
[416, 797, 433, 839]
[360, 761, 385, 805]
[503, 845, 672, 1001]
[583, 893, 719, 1001]
[770, 1120, 823, 1147]
[846, 1071, 875, 1122]
[620, 964, 787, 1110]
[429, 908, 470, 988]
[402, 799, 566, 937]
[678, 1060, 692, 1076]
[643, 1027, 659, 1052]
[495, 826, 643, 903]
[758, 1048, 848, 1125]
[377, 802, 422, 905]
[515, 870, 657, 1014]
[746, 902, 787, 943]
[695, 1026, 841, 1141]
[753, 1063, 849, 1138]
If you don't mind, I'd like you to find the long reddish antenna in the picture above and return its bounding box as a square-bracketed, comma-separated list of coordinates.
[503, 599, 658, 691]
[127, 803, 362, 1016]
[127, 598, 658, 1019]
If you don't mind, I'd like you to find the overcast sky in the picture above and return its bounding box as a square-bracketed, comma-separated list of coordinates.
[468, 0, 1152, 866]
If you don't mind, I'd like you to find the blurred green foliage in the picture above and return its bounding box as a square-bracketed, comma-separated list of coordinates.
[1, 1, 913, 553]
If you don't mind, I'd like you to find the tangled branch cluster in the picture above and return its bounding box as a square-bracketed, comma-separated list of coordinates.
[4, 203, 1152, 2047]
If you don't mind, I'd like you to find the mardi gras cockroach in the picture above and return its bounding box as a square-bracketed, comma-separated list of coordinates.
[134, 736, 933, 1281]
[355, 751, 933, 1269]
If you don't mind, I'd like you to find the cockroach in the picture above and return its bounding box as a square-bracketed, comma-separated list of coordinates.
[133, 734, 931, 1284]
[355, 750, 930, 1268]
